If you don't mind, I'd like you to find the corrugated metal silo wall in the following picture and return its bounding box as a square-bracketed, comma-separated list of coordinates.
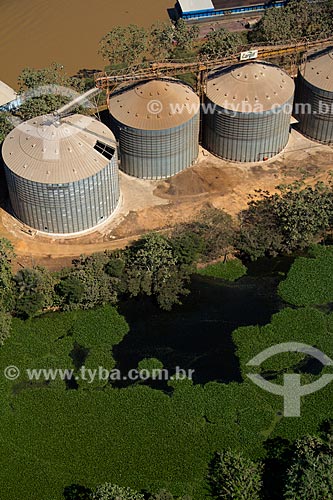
[294, 71, 333, 143]
[202, 95, 294, 162]
[110, 113, 199, 179]
[3, 155, 119, 234]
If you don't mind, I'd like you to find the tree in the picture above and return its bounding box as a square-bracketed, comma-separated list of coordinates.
[18, 63, 85, 92]
[174, 207, 236, 262]
[99, 25, 148, 66]
[56, 275, 85, 306]
[236, 194, 284, 260]
[16, 94, 69, 121]
[250, 0, 333, 44]
[14, 266, 54, 318]
[0, 112, 14, 143]
[249, 7, 294, 44]
[236, 182, 333, 260]
[284, 436, 333, 499]
[149, 22, 175, 60]
[209, 450, 263, 500]
[93, 484, 144, 500]
[172, 19, 199, 54]
[271, 182, 333, 249]
[148, 491, 174, 500]
[124, 232, 190, 310]
[200, 28, 243, 59]
[171, 231, 205, 266]
[0, 238, 15, 312]
[16, 63, 86, 120]
[56, 253, 118, 311]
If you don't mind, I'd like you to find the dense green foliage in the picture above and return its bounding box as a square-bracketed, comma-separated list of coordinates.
[284, 435, 333, 499]
[174, 207, 236, 262]
[99, 20, 199, 66]
[209, 450, 263, 500]
[278, 246, 333, 306]
[17, 63, 85, 92]
[1, 246, 333, 498]
[99, 25, 148, 66]
[12, 63, 88, 121]
[0, 184, 333, 498]
[122, 233, 191, 310]
[196, 259, 247, 281]
[200, 28, 244, 60]
[233, 306, 333, 379]
[237, 182, 333, 260]
[250, 0, 333, 44]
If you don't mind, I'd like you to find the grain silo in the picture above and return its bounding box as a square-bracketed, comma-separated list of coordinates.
[203, 62, 295, 162]
[2, 114, 120, 234]
[108, 79, 200, 179]
[294, 50, 333, 143]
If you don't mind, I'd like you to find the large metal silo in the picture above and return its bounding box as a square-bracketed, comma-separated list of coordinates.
[294, 50, 333, 144]
[109, 79, 200, 179]
[2, 114, 120, 234]
[203, 62, 295, 162]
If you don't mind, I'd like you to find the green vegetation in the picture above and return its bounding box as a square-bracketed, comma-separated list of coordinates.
[0, 111, 14, 142]
[0, 63, 91, 133]
[284, 435, 333, 499]
[15, 63, 88, 121]
[173, 207, 236, 262]
[237, 181, 333, 260]
[99, 20, 199, 67]
[92, 484, 145, 500]
[278, 246, 333, 306]
[233, 306, 333, 379]
[208, 450, 263, 500]
[99, 25, 149, 66]
[250, 0, 333, 44]
[1, 246, 333, 498]
[196, 259, 247, 281]
[200, 29, 245, 60]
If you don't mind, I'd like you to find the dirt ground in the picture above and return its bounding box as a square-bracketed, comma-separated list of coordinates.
[2, 127, 332, 271]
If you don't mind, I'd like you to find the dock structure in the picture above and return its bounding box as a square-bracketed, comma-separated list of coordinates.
[177, 0, 286, 20]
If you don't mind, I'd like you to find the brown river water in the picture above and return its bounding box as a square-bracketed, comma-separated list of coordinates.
[0, 0, 173, 88]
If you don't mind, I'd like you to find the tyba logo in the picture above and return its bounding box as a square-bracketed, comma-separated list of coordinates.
[247, 342, 333, 417]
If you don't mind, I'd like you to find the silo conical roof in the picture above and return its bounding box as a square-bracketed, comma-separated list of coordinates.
[300, 51, 333, 92]
[108, 79, 200, 130]
[206, 62, 294, 112]
[2, 114, 116, 184]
